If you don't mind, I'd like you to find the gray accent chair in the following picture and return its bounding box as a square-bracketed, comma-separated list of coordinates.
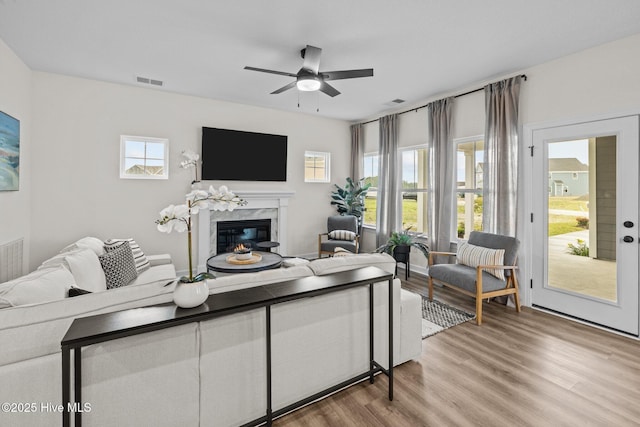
[318, 215, 360, 258]
[428, 231, 521, 325]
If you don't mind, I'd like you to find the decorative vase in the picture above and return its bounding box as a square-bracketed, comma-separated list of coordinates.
[173, 279, 209, 308]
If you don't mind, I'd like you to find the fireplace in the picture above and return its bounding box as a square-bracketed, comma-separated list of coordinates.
[196, 190, 295, 272]
[216, 219, 271, 254]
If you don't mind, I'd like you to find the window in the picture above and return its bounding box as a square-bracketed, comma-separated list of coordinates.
[400, 147, 428, 233]
[120, 135, 169, 179]
[363, 153, 379, 227]
[455, 137, 484, 239]
[304, 151, 330, 183]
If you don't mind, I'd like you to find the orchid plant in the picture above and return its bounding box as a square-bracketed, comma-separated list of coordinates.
[180, 149, 200, 184]
[156, 185, 247, 283]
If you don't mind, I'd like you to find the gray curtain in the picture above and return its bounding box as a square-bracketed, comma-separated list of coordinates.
[376, 114, 400, 247]
[427, 97, 455, 253]
[350, 123, 363, 181]
[483, 76, 522, 236]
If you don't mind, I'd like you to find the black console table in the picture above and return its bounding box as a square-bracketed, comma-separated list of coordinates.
[61, 266, 394, 426]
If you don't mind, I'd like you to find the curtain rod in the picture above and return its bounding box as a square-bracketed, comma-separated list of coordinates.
[359, 74, 527, 126]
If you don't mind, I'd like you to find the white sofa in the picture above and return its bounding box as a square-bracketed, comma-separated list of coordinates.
[0, 243, 421, 427]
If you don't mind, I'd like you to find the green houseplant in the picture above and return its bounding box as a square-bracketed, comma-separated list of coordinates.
[375, 227, 430, 260]
[330, 177, 371, 231]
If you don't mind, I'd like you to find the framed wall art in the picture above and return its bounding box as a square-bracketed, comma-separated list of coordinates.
[0, 111, 20, 191]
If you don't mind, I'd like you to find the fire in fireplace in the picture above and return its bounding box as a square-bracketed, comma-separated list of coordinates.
[216, 219, 271, 254]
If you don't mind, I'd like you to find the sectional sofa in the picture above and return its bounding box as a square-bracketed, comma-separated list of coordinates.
[0, 237, 422, 426]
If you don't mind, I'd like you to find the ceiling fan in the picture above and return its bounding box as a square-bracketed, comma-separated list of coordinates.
[244, 45, 373, 97]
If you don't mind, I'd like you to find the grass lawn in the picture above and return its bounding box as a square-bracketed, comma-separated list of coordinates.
[364, 196, 587, 237]
[548, 196, 588, 211]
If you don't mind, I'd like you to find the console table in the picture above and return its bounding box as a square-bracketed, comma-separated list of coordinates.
[61, 266, 394, 426]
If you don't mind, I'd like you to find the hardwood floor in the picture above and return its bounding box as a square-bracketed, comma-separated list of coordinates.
[275, 270, 640, 426]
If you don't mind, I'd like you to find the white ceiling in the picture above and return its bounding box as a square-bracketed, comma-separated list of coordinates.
[2, 0, 640, 122]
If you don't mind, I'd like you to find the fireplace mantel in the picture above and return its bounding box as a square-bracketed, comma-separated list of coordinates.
[197, 190, 295, 272]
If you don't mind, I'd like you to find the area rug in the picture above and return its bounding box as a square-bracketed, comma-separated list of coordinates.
[421, 297, 475, 338]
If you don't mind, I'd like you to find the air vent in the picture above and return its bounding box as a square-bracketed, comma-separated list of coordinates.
[136, 76, 164, 87]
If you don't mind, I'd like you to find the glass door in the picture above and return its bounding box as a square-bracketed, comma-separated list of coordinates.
[531, 116, 639, 336]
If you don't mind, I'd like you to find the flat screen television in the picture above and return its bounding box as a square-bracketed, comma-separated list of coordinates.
[201, 127, 287, 181]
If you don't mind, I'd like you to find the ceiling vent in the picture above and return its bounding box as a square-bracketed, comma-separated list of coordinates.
[384, 98, 406, 107]
[136, 76, 163, 87]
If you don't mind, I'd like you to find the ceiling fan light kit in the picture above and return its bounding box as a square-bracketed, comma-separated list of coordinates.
[244, 44, 373, 97]
[296, 75, 321, 91]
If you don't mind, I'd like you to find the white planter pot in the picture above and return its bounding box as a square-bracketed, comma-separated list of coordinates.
[173, 280, 209, 308]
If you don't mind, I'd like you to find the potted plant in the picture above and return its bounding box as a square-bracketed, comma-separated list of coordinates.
[156, 185, 247, 307]
[375, 227, 429, 261]
[330, 177, 371, 232]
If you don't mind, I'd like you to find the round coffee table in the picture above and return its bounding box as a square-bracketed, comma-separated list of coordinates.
[207, 251, 283, 274]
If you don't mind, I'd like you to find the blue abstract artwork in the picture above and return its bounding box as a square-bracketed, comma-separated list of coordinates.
[0, 111, 20, 191]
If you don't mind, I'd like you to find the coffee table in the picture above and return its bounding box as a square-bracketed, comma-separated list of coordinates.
[207, 251, 283, 274]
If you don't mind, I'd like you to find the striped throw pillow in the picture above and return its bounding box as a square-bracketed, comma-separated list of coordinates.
[104, 238, 151, 274]
[328, 230, 357, 241]
[456, 241, 506, 280]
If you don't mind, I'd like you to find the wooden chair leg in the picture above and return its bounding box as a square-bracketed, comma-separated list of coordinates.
[475, 296, 483, 325]
[512, 275, 522, 312]
[428, 276, 434, 300]
[475, 268, 483, 325]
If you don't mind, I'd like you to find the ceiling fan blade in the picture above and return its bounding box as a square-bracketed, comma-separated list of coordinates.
[302, 45, 322, 74]
[244, 66, 297, 78]
[270, 81, 297, 94]
[319, 81, 340, 97]
[322, 69, 374, 81]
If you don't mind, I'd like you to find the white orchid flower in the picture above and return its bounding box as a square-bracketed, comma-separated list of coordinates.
[180, 150, 199, 169]
[156, 204, 190, 233]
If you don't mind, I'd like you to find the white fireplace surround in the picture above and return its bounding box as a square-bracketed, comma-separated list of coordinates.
[197, 190, 295, 272]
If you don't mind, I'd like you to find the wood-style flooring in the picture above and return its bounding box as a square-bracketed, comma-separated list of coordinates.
[275, 270, 640, 427]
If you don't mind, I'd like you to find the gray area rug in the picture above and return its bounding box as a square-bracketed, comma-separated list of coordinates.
[421, 297, 475, 338]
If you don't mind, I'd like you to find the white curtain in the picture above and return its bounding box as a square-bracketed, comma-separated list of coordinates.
[376, 114, 400, 247]
[427, 97, 455, 253]
[350, 123, 363, 181]
[483, 76, 522, 236]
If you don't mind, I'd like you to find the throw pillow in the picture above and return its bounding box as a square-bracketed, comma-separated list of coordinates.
[456, 241, 506, 280]
[104, 238, 151, 274]
[98, 242, 138, 289]
[0, 265, 75, 307]
[40, 248, 108, 292]
[328, 230, 356, 241]
[60, 236, 105, 256]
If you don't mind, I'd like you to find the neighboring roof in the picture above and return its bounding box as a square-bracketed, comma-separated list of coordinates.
[125, 165, 164, 175]
[549, 158, 589, 172]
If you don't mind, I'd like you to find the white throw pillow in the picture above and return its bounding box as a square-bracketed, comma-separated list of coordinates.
[63, 248, 108, 292]
[60, 236, 105, 256]
[456, 241, 506, 280]
[0, 266, 76, 307]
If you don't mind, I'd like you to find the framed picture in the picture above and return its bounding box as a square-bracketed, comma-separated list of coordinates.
[0, 111, 20, 191]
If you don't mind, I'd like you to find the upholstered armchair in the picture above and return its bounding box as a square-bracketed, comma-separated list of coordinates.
[318, 215, 360, 258]
[428, 231, 521, 325]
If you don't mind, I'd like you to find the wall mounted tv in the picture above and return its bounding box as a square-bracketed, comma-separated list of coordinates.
[201, 127, 288, 182]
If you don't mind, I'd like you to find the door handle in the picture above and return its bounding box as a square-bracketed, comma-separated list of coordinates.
[624, 221, 634, 228]
[623, 236, 634, 243]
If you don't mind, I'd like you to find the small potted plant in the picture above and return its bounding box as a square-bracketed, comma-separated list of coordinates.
[375, 227, 429, 261]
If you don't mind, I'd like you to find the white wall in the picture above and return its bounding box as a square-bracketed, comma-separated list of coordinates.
[29, 73, 350, 271]
[0, 38, 32, 275]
